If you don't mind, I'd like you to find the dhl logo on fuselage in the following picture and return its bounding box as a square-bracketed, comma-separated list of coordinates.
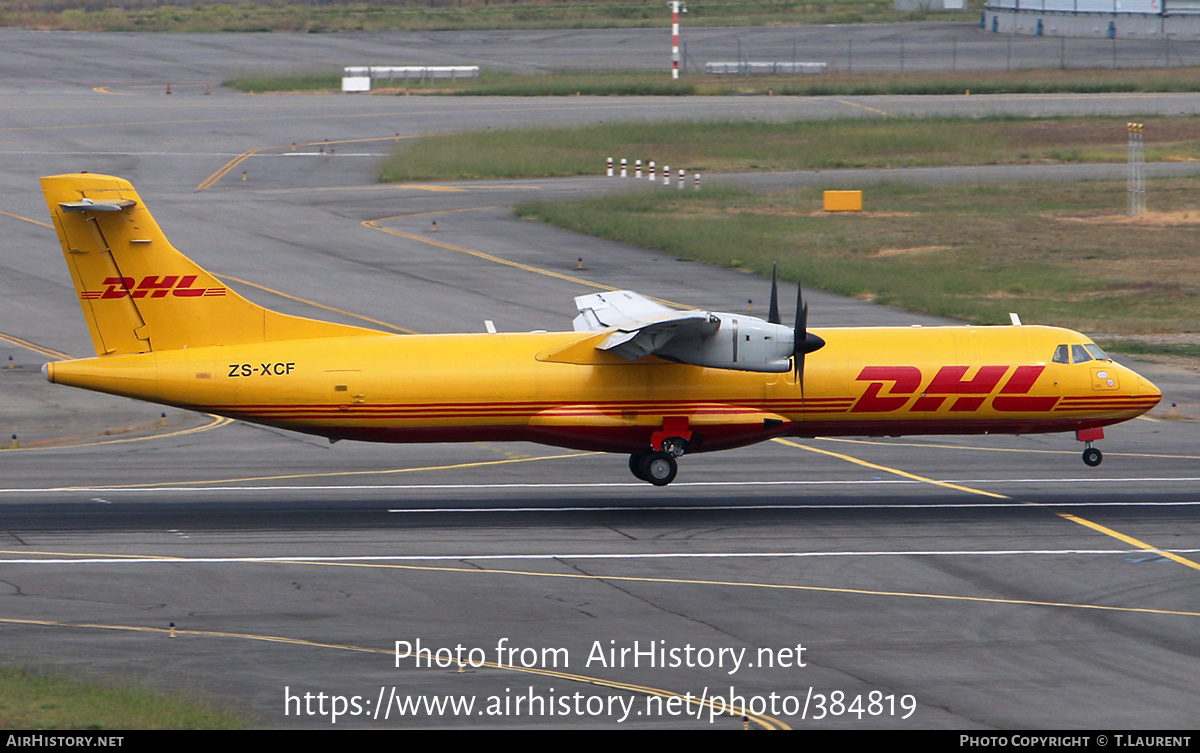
[852, 365, 1057, 413]
[80, 275, 226, 300]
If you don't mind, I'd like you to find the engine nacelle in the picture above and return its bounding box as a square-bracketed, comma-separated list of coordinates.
[657, 313, 795, 373]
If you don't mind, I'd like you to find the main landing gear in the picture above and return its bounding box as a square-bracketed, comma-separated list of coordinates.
[630, 437, 688, 486]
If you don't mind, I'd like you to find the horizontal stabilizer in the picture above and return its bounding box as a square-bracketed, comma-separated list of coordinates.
[59, 199, 137, 213]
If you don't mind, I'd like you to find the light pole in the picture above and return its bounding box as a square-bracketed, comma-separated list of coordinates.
[668, 1, 687, 79]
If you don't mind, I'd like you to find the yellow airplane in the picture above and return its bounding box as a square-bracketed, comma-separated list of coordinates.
[41, 173, 1161, 485]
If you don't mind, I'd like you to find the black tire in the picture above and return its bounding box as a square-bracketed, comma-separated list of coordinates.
[629, 451, 649, 481]
[1082, 447, 1103, 467]
[638, 451, 678, 486]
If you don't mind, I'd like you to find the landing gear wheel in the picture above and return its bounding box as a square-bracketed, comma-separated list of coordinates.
[1082, 447, 1103, 467]
[638, 451, 678, 486]
[629, 451, 650, 481]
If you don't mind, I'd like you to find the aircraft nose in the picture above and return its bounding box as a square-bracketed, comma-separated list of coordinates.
[1138, 373, 1162, 402]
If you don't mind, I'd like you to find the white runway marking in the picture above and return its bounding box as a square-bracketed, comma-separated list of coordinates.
[3, 477, 1200, 495]
[4, 547, 1198, 566]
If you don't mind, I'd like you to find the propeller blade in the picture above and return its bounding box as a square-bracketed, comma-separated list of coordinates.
[794, 280, 806, 389]
[792, 279, 826, 398]
[767, 262, 781, 325]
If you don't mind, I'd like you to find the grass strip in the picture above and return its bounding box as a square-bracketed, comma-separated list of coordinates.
[225, 67, 1200, 96]
[514, 180, 1200, 337]
[0, 666, 246, 729]
[0, 0, 959, 33]
[379, 116, 1200, 182]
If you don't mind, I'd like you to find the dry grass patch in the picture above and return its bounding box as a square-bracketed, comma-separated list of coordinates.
[1056, 210, 1200, 226]
[872, 245, 953, 258]
[517, 178, 1200, 335]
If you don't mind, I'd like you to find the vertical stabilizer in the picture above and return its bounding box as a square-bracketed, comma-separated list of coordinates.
[42, 173, 376, 355]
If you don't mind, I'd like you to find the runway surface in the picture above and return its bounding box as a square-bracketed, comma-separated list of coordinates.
[0, 29, 1198, 729]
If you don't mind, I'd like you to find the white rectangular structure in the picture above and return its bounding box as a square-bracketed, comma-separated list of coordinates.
[705, 61, 828, 75]
[341, 66, 371, 93]
[342, 65, 481, 92]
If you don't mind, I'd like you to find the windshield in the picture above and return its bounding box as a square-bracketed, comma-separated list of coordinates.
[1054, 343, 1112, 364]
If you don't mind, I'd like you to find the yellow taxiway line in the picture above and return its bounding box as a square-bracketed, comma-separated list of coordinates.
[0, 616, 786, 729]
[775, 438, 1200, 574]
[195, 134, 424, 191]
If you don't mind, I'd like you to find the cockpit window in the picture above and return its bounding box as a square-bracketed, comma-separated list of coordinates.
[1053, 343, 1111, 365]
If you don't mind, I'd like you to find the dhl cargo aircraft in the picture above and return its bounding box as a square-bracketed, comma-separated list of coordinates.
[40, 173, 1162, 485]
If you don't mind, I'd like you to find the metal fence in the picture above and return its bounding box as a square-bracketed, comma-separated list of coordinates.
[684, 31, 1200, 74]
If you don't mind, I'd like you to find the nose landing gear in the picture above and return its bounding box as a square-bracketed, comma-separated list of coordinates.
[1077, 427, 1104, 467]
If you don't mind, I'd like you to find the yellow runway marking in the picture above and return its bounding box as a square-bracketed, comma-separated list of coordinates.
[0, 209, 53, 229]
[196, 135, 424, 191]
[834, 99, 895, 117]
[219, 275, 417, 334]
[397, 184, 465, 192]
[283, 559, 1200, 618]
[2, 416, 233, 453]
[0, 332, 71, 361]
[375, 205, 505, 220]
[364, 218, 687, 309]
[9, 556, 1197, 618]
[817, 436, 1200, 461]
[34, 451, 598, 491]
[306, 184, 541, 194]
[195, 146, 269, 190]
[1059, 514, 1200, 573]
[774, 438, 1200, 574]
[774, 438, 1008, 499]
[0, 616, 785, 728]
[0, 549, 184, 560]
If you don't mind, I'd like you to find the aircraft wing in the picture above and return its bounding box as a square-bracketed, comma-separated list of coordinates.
[573, 291, 719, 361]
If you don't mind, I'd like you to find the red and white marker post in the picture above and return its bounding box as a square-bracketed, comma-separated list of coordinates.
[668, 2, 687, 80]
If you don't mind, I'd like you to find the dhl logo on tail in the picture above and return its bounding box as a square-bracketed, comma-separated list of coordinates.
[80, 275, 226, 300]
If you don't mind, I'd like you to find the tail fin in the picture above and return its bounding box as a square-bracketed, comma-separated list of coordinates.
[42, 173, 376, 356]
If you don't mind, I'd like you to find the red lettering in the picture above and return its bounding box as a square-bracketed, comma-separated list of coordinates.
[927, 365, 1009, 394]
[172, 275, 204, 297]
[100, 276, 134, 299]
[852, 366, 921, 413]
[911, 396, 946, 412]
[993, 365, 1057, 411]
[999, 365, 1045, 394]
[950, 397, 986, 412]
[135, 275, 179, 299]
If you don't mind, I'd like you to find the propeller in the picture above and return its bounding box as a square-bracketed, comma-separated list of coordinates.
[768, 262, 781, 325]
[767, 263, 825, 396]
[793, 279, 825, 397]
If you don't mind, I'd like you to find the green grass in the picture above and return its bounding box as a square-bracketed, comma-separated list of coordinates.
[225, 67, 1200, 96]
[0, 666, 246, 729]
[0, 0, 967, 33]
[515, 180, 1200, 336]
[1097, 341, 1200, 358]
[379, 116, 1200, 182]
[226, 68, 344, 93]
